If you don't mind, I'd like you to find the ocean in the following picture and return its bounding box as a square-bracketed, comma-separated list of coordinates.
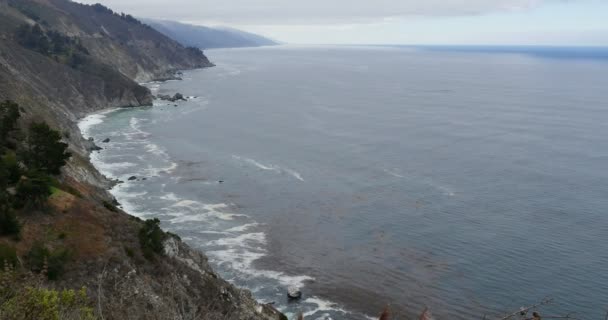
[78, 45, 608, 319]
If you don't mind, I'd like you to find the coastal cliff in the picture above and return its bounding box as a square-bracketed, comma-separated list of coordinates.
[0, 0, 281, 319]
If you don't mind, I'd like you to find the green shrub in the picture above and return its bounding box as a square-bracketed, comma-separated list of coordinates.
[48, 177, 82, 198]
[138, 218, 167, 260]
[15, 172, 51, 209]
[0, 286, 96, 320]
[0, 243, 18, 268]
[2, 152, 21, 185]
[102, 201, 118, 212]
[23, 122, 71, 175]
[0, 210, 20, 238]
[27, 243, 70, 280]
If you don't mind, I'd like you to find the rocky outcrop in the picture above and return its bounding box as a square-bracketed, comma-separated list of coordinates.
[158, 92, 187, 102]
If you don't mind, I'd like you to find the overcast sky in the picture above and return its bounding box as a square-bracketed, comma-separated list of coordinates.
[75, 0, 608, 45]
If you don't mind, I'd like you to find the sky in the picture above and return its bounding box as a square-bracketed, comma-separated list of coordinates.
[74, 0, 608, 45]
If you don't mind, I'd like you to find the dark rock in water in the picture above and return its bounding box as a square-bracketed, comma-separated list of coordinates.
[128, 176, 137, 181]
[173, 93, 186, 101]
[91, 145, 103, 151]
[88, 137, 94, 141]
[102, 138, 110, 143]
[142, 178, 147, 181]
[158, 93, 187, 102]
[218, 180, 224, 184]
[287, 287, 302, 300]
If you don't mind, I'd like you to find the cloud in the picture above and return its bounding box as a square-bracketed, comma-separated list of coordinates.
[75, 0, 561, 25]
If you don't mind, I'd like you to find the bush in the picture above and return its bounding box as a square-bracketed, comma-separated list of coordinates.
[23, 122, 71, 175]
[15, 172, 51, 210]
[102, 201, 118, 212]
[0, 243, 18, 268]
[138, 218, 167, 260]
[2, 152, 21, 185]
[0, 286, 96, 320]
[0, 210, 20, 239]
[27, 243, 70, 280]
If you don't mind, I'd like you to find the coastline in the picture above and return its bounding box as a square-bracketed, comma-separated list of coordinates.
[75, 91, 288, 320]
[76, 68, 367, 320]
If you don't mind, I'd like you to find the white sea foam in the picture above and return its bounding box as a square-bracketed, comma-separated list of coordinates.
[207, 246, 313, 288]
[232, 155, 305, 182]
[159, 192, 181, 202]
[383, 168, 405, 178]
[167, 201, 247, 223]
[207, 232, 267, 248]
[225, 223, 261, 233]
[303, 297, 348, 317]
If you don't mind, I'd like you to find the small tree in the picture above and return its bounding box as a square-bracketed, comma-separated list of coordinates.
[0, 158, 19, 237]
[0, 100, 20, 146]
[0, 209, 20, 238]
[23, 122, 71, 175]
[15, 172, 51, 210]
[1, 152, 21, 185]
[139, 218, 167, 260]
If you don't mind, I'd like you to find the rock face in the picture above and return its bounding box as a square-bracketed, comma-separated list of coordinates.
[0, 1, 282, 319]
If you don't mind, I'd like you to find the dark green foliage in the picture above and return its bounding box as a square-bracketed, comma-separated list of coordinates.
[0, 101, 21, 146]
[15, 24, 90, 68]
[0, 210, 20, 239]
[27, 242, 70, 280]
[102, 201, 118, 212]
[16, 24, 49, 54]
[2, 152, 21, 185]
[0, 243, 18, 268]
[91, 3, 114, 14]
[23, 122, 71, 175]
[0, 155, 20, 238]
[138, 218, 167, 260]
[47, 177, 82, 198]
[7, 0, 42, 22]
[15, 171, 51, 209]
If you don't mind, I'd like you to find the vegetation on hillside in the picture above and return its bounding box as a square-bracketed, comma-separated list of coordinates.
[0, 100, 73, 275]
[138, 218, 167, 260]
[0, 264, 96, 320]
[91, 3, 146, 26]
[14, 23, 90, 68]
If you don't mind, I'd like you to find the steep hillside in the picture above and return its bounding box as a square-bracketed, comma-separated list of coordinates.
[144, 19, 279, 49]
[0, 1, 283, 319]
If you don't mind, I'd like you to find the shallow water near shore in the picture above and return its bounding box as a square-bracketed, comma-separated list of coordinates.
[80, 45, 608, 319]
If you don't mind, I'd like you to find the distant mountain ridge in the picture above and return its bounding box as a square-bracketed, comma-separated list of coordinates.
[143, 19, 279, 49]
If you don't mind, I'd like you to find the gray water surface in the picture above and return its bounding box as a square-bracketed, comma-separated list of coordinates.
[80, 46, 608, 319]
